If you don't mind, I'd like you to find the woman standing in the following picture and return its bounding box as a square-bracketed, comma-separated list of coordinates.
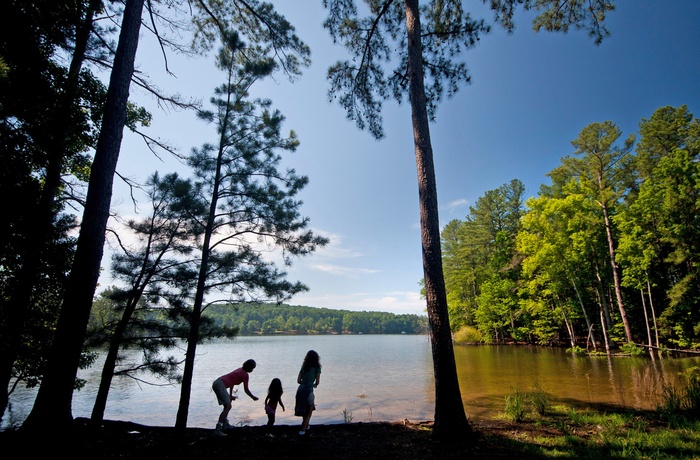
[294, 350, 321, 436]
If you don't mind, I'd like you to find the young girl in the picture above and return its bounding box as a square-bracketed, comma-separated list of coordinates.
[294, 350, 321, 436]
[264, 378, 285, 426]
[212, 359, 259, 436]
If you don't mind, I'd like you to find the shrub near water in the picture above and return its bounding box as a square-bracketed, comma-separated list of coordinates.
[565, 345, 587, 356]
[619, 342, 646, 356]
[453, 326, 483, 344]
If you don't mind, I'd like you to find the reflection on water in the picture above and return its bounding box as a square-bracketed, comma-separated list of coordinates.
[3, 336, 700, 430]
[455, 345, 700, 420]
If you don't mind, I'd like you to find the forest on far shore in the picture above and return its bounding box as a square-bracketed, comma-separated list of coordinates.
[202, 303, 429, 335]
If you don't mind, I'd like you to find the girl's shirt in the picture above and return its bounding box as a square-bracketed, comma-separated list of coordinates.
[219, 367, 249, 388]
[298, 366, 321, 389]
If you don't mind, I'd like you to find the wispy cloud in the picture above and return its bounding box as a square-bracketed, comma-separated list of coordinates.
[311, 264, 380, 276]
[309, 229, 364, 259]
[442, 198, 468, 213]
[291, 291, 426, 316]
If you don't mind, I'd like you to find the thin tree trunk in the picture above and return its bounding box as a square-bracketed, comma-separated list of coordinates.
[23, 0, 145, 431]
[599, 304, 611, 354]
[174, 163, 218, 431]
[601, 204, 632, 342]
[90, 298, 138, 423]
[557, 302, 576, 348]
[646, 278, 660, 348]
[571, 277, 597, 351]
[593, 270, 611, 354]
[640, 289, 652, 351]
[404, 0, 469, 439]
[594, 262, 613, 343]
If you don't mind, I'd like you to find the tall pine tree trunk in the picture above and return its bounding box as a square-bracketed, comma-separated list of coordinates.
[404, 0, 470, 440]
[23, 0, 145, 430]
[175, 96, 230, 431]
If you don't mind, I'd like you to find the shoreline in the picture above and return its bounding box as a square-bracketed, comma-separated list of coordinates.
[0, 418, 528, 459]
[3, 407, 699, 459]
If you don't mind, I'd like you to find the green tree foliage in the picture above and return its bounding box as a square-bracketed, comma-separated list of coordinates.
[615, 105, 700, 349]
[446, 105, 700, 352]
[518, 193, 602, 349]
[549, 122, 636, 342]
[441, 219, 484, 331]
[617, 140, 700, 347]
[443, 180, 525, 342]
[634, 105, 700, 182]
[643, 151, 700, 347]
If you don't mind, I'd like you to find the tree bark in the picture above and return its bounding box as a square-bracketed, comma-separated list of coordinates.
[599, 305, 611, 354]
[404, 0, 470, 440]
[640, 289, 652, 350]
[23, 0, 145, 431]
[645, 278, 660, 348]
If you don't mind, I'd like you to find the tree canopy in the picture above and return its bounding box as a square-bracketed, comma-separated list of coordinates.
[444, 105, 700, 352]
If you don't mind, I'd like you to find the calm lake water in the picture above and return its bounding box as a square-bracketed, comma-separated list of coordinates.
[3, 335, 700, 430]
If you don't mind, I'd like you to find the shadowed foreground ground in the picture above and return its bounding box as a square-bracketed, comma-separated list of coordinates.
[0, 418, 551, 459]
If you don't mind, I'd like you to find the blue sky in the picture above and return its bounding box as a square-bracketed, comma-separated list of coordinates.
[110, 1, 700, 316]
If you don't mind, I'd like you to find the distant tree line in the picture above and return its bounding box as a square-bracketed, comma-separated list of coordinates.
[443, 105, 700, 352]
[203, 303, 429, 335]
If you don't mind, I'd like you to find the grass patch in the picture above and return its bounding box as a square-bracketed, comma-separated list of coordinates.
[504, 386, 527, 422]
[484, 404, 700, 459]
[503, 381, 551, 422]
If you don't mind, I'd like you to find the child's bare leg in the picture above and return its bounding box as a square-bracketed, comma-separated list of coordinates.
[219, 403, 232, 423]
[301, 410, 312, 431]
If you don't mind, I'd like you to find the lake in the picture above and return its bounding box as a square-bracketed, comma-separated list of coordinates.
[3, 335, 700, 430]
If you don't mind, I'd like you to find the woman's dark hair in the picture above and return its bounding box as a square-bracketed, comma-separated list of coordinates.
[302, 350, 320, 371]
[242, 359, 256, 372]
[268, 377, 283, 396]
